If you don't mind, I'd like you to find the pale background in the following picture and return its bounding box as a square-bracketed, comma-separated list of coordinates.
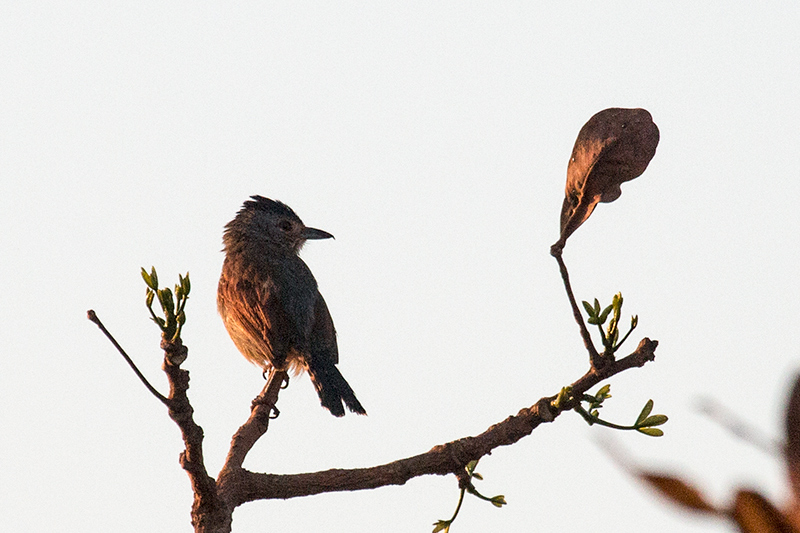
[2, 2, 799, 532]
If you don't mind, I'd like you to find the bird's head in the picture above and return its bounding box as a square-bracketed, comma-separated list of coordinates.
[224, 196, 334, 255]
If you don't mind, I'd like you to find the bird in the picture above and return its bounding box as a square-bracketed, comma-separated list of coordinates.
[217, 195, 366, 417]
[555, 107, 659, 252]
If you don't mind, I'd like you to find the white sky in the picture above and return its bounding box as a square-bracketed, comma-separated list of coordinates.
[2, 2, 799, 532]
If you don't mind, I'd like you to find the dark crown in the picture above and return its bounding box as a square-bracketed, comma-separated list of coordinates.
[242, 196, 299, 219]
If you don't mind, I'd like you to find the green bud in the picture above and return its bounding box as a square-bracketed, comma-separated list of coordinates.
[491, 495, 507, 507]
[432, 521, 449, 533]
[159, 288, 174, 314]
[141, 267, 151, 287]
[613, 292, 622, 309]
[182, 272, 191, 295]
[141, 267, 159, 290]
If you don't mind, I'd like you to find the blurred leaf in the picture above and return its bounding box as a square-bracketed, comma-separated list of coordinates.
[583, 300, 596, 317]
[639, 472, 717, 514]
[732, 489, 796, 533]
[786, 374, 800, 504]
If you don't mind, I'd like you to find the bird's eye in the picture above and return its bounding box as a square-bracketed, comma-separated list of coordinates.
[278, 220, 293, 232]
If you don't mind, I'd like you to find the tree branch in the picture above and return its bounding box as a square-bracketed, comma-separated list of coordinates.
[222, 370, 288, 472]
[220, 337, 658, 506]
[90, 310, 658, 530]
[88, 310, 230, 532]
[159, 339, 230, 532]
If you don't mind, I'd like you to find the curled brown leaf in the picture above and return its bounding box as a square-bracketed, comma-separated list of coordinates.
[556, 107, 660, 249]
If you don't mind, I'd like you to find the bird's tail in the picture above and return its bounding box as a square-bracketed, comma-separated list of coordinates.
[307, 360, 366, 417]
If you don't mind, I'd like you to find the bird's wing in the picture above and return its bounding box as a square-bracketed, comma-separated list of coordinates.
[270, 258, 320, 343]
[308, 293, 339, 365]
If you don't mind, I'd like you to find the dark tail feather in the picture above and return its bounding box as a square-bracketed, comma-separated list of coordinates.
[307, 361, 366, 417]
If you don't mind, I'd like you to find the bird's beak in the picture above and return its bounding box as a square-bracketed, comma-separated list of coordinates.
[302, 227, 335, 240]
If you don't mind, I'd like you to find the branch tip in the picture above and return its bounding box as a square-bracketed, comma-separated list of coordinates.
[87, 309, 170, 405]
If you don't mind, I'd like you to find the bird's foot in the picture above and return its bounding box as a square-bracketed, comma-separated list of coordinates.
[251, 394, 281, 418]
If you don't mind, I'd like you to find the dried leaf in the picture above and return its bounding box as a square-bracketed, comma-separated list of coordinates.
[731, 489, 797, 533]
[558, 107, 660, 246]
[639, 472, 717, 514]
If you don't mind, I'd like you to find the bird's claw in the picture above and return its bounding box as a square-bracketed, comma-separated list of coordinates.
[251, 394, 281, 418]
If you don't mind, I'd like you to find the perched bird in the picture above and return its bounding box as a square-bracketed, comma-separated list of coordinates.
[217, 196, 366, 417]
[555, 107, 659, 251]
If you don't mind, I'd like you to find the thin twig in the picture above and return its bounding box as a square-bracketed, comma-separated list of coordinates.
[549, 251, 602, 367]
[87, 310, 169, 405]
